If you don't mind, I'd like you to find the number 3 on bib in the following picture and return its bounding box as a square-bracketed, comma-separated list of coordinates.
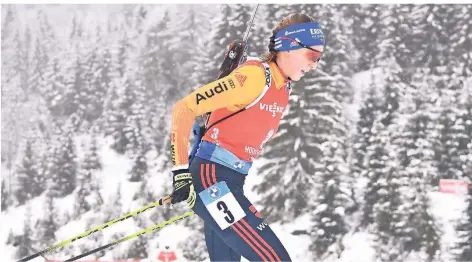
[199, 181, 246, 230]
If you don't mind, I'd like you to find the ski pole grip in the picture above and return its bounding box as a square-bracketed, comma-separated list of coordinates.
[160, 195, 173, 205]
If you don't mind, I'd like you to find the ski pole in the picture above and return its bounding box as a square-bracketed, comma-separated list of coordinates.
[64, 211, 195, 262]
[17, 196, 172, 262]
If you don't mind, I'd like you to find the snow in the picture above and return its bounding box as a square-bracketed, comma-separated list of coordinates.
[339, 232, 376, 262]
[429, 192, 469, 262]
[345, 67, 385, 124]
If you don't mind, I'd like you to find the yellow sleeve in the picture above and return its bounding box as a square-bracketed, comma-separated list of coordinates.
[170, 64, 266, 170]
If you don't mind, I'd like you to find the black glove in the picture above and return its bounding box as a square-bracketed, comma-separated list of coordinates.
[170, 169, 196, 208]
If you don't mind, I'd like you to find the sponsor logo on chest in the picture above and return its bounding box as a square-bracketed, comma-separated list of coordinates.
[259, 102, 285, 117]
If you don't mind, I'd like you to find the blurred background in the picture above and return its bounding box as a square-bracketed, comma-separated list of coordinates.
[1, 3, 471, 262]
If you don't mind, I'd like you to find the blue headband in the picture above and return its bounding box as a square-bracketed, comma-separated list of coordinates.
[273, 22, 325, 51]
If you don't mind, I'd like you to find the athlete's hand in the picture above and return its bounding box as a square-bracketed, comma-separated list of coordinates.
[170, 169, 196, 209]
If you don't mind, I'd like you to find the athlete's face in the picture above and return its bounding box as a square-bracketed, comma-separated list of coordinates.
[278, 45, 324, 81]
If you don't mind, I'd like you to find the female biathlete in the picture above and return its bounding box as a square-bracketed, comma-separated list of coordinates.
[168, 13, 325, 262]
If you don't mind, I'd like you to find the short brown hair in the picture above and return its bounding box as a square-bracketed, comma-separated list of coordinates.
[261, 13, 317, 63]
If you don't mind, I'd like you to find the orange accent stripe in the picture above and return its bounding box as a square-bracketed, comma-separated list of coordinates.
[240, 219, 281, 261]
[231, 223, 269, 262]
[211, 164, 217, 184]
[200, 164, 208, 189]
[206, 163, 213, 187]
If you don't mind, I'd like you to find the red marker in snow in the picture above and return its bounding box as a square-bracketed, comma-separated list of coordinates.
[157, 246, 177, 262]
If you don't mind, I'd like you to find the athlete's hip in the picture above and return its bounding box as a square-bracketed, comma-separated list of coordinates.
[189, 156, 247, 194]
[196, 140, 254, 174]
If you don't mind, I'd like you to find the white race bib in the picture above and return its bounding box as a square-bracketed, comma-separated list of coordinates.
[199, 181, 246, 230]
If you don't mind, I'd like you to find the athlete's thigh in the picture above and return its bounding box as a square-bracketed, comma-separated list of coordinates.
[204, 222, 242, 261]
[224, 188, 291, 262]
[190, 158, 291, 261]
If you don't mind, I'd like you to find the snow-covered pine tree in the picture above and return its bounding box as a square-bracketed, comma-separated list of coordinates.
[14, 139, 39, 205]
[14, 205, 34, 259]
[193, 5, 233, 86]
[352, 78, 382, 182]
[311, 4, 355, 104]
[168, 5, 211, 99]
[61, 52, 85, 121]
[19, 25, 32, 101]
[51, 130, 78, 197]
[38, 54, 67, 121]
[91, 137, 105, 206]
[452, 88, 472, 187]
[128, 146, 147, 182]
[1, 180, 8, 211]
[86, 50, 109, 126]
[344, 4, 385, 72]
[109, 231, 128, 260]
[126, 215, 149, 259]
[101, 183, 123, 222]
[135, 10, 173, 156]
[397, 74, 441, 259]
[309, 139, 350, 259]
[456, 86, 472, 169]
[114, 26, 132, 79]
[72, 174, 92, 218]
[105, 76, 138, 155]
[75, 229, 106, 260]
[29, 36, 47, 96]
[371, 4, 411, 126]
[415, 189, 441, 261]
[434, 93, 465, 182]
[407, 5, 453, 72]
[42, 122, 66, 197]
[454, 81, 472, 262]
[448, 4, 471, 71]
[1, 14, 27, 168]
[368, 121, 407, 261]
[361, 70, 404, 226]
[405, 4, 462, 105]
[88, 222, 106, 259]
[103, 21, 146, 155]
[6, 228, 16, 246]
[97, 44, 115, 129]
[84, 129, 103, 171]
[33, 191, 59, 250]
[1, 5, 16, 41]
[81, 46, 107, 127]
[126, 108, 147, 158]
[375, 63, 404, 133]
[136, 12, 166, 104]
[362, 120, 398, 228]
[73, 129, 103, 214]
[36, 8, 58, 54]
[455, 187, 472, 261]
